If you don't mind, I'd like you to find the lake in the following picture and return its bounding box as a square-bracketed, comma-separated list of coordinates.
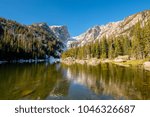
[0, 63, 150, 100]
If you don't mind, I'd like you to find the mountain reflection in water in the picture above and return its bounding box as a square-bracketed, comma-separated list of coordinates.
[0, 63, 150, 100]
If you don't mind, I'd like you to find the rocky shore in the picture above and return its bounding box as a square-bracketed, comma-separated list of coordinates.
[61, 56, 150, 71]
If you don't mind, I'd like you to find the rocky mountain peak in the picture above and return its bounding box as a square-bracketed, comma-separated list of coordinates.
[49, 25, 70, 41]
[68, 10, 150, 47]
[30, 23, 71, 43]
[31, 22, 54, 35]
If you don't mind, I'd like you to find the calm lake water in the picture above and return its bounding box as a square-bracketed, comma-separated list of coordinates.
[0, 63, 150, 100]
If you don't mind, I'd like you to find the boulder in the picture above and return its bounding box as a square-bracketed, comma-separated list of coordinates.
[114, 55, 129, 63]
[143, 62, 150, 71]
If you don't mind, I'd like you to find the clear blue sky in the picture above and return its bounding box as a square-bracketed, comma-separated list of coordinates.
[0, 0, 150, 36]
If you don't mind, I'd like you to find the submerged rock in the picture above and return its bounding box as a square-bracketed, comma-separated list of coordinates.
[143, 62, 150, 71]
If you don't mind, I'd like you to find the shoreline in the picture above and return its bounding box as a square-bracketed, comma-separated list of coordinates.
[61, 57, 150, 71]
[0, 56, 60, 64]
[1, 56, 150, 71]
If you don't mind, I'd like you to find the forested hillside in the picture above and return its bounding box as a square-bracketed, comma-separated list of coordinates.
[62, 20, 150, 60]
[0, 18, 63, 61]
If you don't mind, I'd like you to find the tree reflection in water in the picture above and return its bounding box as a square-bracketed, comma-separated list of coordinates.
[0, 63, 150, 100]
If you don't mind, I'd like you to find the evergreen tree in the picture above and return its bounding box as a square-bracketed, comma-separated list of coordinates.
[95, 40, 100, 59]
[86, 44, 91, 59]
[108, 38, 115, 59]
[100, 37, 108, 58]
[114, 37, 124, 57]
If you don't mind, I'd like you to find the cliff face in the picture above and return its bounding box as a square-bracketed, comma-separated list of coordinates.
[49, 25, 70, 42]
[68, 10, 150, 47]
[30, 23, 57, 39]
[31, 23, 70, 42]
[32, 23, 71, 49]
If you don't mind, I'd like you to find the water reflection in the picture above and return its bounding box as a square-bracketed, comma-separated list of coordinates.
[0, 63, 68, 100]
[0, 63, 150, 100]
[64, 63, 150, 99]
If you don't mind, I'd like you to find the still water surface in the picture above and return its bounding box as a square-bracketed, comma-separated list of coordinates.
[0, 63, 150, 100]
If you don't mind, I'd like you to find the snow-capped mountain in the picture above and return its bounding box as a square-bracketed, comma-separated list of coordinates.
[31, 23, 70, 42]
[49, 25, 70, 42]
[30, 23, 56, 39]
[31, 23, 71, 49]
[27, 10, 150, 49]
[68, 10, 150, 47]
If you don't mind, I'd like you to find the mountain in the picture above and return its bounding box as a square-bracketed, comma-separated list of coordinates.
[32, 23, 71, 50]
[68, 10, 150, 47]
[63, 10, 150, 60]
[30, 23, 57, 39]
[1, 10, 150, 61]
[31, 23, 70, 42]
[32, 23, 70, 42]
[0, 18, 64, 61]
[49, 25, 70, 42]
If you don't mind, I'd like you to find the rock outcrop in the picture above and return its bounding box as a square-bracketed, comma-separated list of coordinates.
[114, 55, 130, 63]
[31, 23, 71, 49]
[49, 25, 70, 42]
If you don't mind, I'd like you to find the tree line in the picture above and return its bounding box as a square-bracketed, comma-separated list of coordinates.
[62, 20, 150, 60]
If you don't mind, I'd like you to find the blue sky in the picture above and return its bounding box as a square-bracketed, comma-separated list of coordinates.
[0, 0, 150, 36]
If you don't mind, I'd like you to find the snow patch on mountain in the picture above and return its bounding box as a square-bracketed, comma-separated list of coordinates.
[49, 25, 70, 42]
[68, 10, 150, 47]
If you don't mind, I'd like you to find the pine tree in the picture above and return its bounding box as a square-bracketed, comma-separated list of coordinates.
[91, 43, 96, 58]
[86, 44, 91, 59]
[100, 37, 108, 58]
[95, 40, 100, 59]
[143, 20, 150, 58]
[131, 22, 145, 59]
[108, 38, 115, 59]
[114, 37, 123, 57]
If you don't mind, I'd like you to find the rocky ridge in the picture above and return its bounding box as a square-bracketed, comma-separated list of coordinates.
[68, 10, 150, 47]
[49, 25, 70, 42]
